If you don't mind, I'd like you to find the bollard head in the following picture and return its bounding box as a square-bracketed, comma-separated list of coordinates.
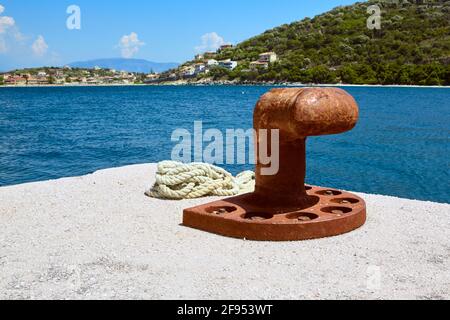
[254, 87, 359, 140]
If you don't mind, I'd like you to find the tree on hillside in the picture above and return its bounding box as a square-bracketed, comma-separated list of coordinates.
[310, 66, 337, 84]
[339, 64, 359, 84]
[209, 67, 231, 80]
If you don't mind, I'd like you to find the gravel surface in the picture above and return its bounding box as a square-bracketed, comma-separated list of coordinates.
[0, 163, 449, 300]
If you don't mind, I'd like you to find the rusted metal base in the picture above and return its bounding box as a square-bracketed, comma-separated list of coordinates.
[183, 185, 366, 241]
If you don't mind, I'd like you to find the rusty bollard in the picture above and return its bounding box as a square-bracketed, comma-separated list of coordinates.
[183, 88, 366, 241]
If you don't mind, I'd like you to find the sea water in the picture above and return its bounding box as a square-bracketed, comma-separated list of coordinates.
[0, 85, 448, 203]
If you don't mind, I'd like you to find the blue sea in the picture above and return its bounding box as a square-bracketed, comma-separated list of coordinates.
[0, 85, 449, 203]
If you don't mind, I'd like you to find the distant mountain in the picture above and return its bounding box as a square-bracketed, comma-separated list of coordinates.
[68, 58, 179, 73]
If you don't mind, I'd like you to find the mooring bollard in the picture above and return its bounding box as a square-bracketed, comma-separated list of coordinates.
[183, 87, 367, 241]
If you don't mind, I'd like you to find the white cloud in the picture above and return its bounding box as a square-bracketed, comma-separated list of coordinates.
[118, 32, 144, 58]
[0, 15, 15, 34]
[195, 32, 228, 53]
[0, 4, 16, 54]
[31, 35, 48, 56]
[0, 5, 43, 60]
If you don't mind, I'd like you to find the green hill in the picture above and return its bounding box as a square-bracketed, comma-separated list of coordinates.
[168, 0, 450, 85]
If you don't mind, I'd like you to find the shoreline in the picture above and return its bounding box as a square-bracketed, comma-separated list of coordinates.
[2, 166, 448, 205]
[0, 163, 449, 299]
[1, 82, 448, 89]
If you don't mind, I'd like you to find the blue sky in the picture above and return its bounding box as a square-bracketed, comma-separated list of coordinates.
[0, 0, 358, 71]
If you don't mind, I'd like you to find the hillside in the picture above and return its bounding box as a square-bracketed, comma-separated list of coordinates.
[164, 0, 450, 85]
[69, 58, 179, 73]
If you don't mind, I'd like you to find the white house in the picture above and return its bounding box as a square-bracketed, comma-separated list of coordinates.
[37, 71, 47, 77]
[219, 59, 238, 70]
[194, 63, 206, 74]
[144, 74, 160, 83]
[258, 52, 278, 63]
[195, 54, 204, 61]
[182, 67, 196, 77]
[250, 52, 277, 71]
[250, 61, 269, 70]
[87, 77, 99, 84]
[207, 59, 219, 67]
[146, 73, 160, 80]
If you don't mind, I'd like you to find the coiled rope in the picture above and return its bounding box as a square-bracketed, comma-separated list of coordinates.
[146, 161, 255, 200]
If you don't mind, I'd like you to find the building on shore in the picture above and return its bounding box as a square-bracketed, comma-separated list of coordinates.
[204, 51, 217, 59]
[26, 76, 39, 85]
[1, 73, 11, 78]
[182, 66, 196, 78]
[217, 44, 233, 53]
[219, 59, 238, 70]
[26, 74, 50, 85]
[249, 52, 278, 71]
[207, 59, 219, 67]
[55, 70, 64, 78]
[258, 52, 278, 63]
[195, 54, 204, 61]
[1, 67, 151, 86]
[250, 61, 269, 70]
[145, 73, 160, 83]
[54, 77, 65, 84]
[194, 63, 206, 74]
[4, 75, 27, 85]
[87, 77, 99, 85]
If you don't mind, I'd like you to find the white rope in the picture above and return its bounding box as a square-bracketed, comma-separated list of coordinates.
[146, 161, 255, 200]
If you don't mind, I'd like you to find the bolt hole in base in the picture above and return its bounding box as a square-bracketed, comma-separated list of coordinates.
[183, 188, 366, 241]
[206, 206, 237, 215]
[286, 212, 319, 222]
[317, 190, 342, 196]
[242, 212, 274, 221]
[331, 198, 360, 205]
[321, 206, 353, 216]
